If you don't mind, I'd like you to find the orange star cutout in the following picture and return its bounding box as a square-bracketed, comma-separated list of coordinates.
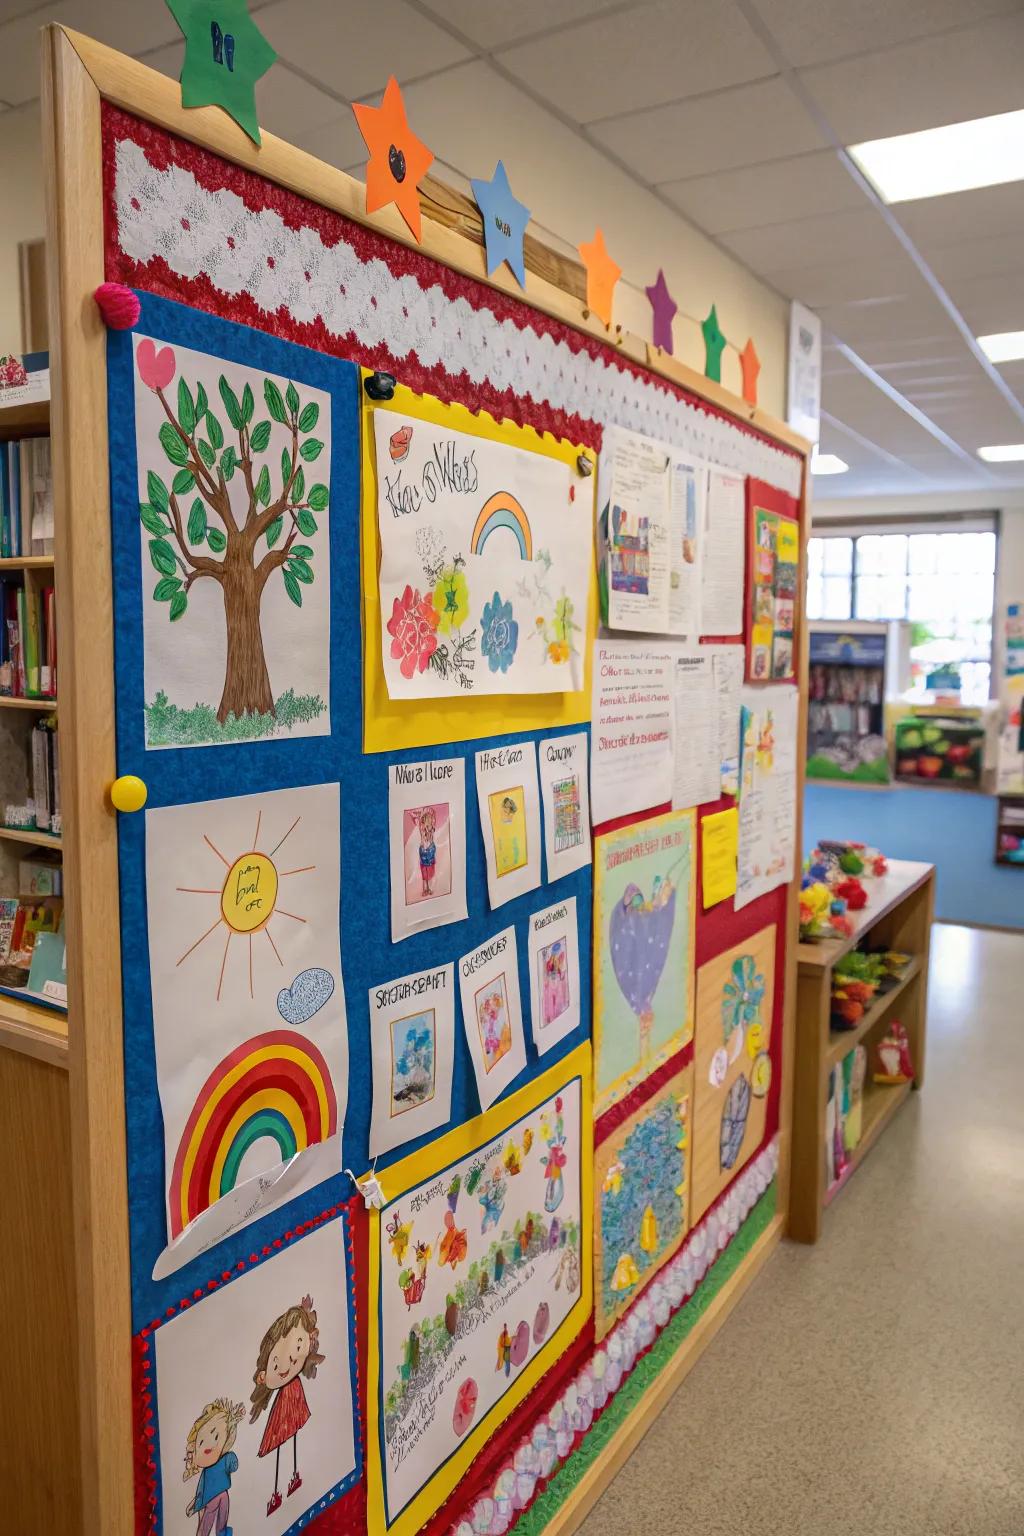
[740, 337, 761, 405]
[578, 227, 621, 328]
[352, 76, 434, 242]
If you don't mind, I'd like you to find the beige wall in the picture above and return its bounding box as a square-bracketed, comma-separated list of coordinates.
[0, 103, 44, 352]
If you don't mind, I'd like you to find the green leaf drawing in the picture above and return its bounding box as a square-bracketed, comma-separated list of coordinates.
[207, 527, 227, 554]
[290, 544, 314, 559]
[264, 379, 287, 424]
[308, 483, 329, 511]
[241, 382, 255, 425]
[296, 509, 317, 537]
[220, 446, 238, 482]
[265, 515, 284, 548]
[298, 401, 319, 433]
[254, 464, 271, 506]
[139, 502, 166, 535]
[195, 381, 208, 420]
[147, 470, 169, 514]
[172, 468, 195, 495]
[289, 557, 314, 584]
[187, 499, 207, 545]
[159, 421, 189, 467]
[283, 569, 303, 607]
[206, 411, 224, 450]
[291, 466, 306, 504]
[149, 538, 177, 577]
[197, 438, 216, 468]
[249, 419, 272, 453]
[169, 591, 188, 621]
[177, 377, 196, 435]
[285, 381, 300, 417]
[280, 446, 291, 485]
[153, 576, 182, 602]
[219, 375, 244, 430]
[299, 437, 323, 462]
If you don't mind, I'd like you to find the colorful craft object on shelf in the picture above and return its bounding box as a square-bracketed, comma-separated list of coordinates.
[739, 337, 760, 405]
[830, 949, 884, 1029]
[471, 161, 530, 288]
[701, 304, 727, 383]
[353, 75, 435, 241]
[798, 877, 851, 941]
[644, 269, 677, 353]
[873, 1021, 914, 1085]
[165, 0, 277, 146]
[578, 228, 621, 329]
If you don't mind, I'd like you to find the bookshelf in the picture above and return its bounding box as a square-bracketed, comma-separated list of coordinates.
[0, 385, 63, 1011]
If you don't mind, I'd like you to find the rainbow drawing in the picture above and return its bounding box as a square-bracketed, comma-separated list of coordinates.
[470, 492, 533, 561]
[169, 1028, 337, 1238]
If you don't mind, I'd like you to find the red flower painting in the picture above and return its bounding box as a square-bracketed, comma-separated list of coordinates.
[387, 584, 440, 678]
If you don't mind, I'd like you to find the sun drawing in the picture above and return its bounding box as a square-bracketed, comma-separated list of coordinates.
[176, 808, 314, 999]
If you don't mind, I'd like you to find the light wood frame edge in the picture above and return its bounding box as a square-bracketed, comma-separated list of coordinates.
[43, 22, 813, 1535]
[42, 24, 134, 1536]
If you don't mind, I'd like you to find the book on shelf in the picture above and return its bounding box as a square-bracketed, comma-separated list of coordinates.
[30, 718, 60, 833]
[0, 576, 57, 698]
[0, 350, 49, 409]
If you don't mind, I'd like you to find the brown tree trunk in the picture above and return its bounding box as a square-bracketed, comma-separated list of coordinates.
[217, 547, 275, 723]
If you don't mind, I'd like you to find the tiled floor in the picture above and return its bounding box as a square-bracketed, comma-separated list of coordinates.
[578, 923, 1024, 1535]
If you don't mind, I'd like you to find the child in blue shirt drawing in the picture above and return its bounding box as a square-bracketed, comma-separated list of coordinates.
[184, 1398, 244, 1536]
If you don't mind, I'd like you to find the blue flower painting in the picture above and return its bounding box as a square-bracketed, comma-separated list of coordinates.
[480, 591, 519, 674]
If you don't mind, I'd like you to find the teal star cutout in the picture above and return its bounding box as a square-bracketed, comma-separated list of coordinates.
[165, 0, 277, 146]
[702, 304, 727, 383]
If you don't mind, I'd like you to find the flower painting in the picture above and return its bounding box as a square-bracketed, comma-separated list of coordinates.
[475, 976, 512, 1073]
[372, 398, 590, 700]
[390, 1010, 436, 1116]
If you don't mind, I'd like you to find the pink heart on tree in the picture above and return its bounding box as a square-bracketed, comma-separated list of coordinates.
[136, 337, 176, 392]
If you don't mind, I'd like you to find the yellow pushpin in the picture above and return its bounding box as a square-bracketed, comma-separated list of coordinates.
[110, 775, 147, 813]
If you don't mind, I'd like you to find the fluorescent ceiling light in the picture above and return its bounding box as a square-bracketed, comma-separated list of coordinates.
[977, 331, 1024, 364]
[849, 108, 1024, 203]
[979, 444, 1024, 463]
[811, 451, 848, 476]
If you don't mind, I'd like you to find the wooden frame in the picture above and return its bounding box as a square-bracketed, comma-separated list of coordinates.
[35, 23, 812, 1536]
[788, 860, 934, 1244]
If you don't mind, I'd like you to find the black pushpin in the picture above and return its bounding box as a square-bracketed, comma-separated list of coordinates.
[388, 144, 407, 183]
[224, 31, 235, 71]
[365, 370, 397, 401]
[211, 19, 223, 64]
[577, 454, 593, 477]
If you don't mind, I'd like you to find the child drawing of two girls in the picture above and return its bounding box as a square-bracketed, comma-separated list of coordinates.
[184, 1295, 324, 1528]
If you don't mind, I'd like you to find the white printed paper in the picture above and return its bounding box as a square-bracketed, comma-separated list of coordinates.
[475, 741, 542, 908]
[368, 963, 456, 1156]
[701, 469, 745, 637]
[374, 411, 590, 698]
[458, 926, 527, 1109]
[527, 896, 581, 1054]
[591, 639, 673, 826]
[667, 454, 704, 635]
[145, 784, 348, 1276]
[155, 1214, 355, 1536]
[711, 645, 745, 796]
[735, 685, 799, 909]
[388, 758, 468, 942]
[538, 732, 592, 880]
[671, 648, 720, 809]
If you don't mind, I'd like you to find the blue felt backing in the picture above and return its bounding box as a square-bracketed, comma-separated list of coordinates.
[108, 292, 592, 1333]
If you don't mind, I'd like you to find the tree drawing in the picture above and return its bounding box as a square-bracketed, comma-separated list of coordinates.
[136, 341, 327, 726]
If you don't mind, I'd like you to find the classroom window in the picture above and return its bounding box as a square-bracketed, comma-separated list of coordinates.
[806, 529, 996, 703]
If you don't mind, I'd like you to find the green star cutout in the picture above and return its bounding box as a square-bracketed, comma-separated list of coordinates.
[702, 304, 727, 383]
[166, 0, 277, 146]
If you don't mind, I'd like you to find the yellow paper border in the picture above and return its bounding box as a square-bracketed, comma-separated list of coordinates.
[360, 378, 598, 752]
[366, 1043, 594, 1536]
[592, 808, 697, 1117]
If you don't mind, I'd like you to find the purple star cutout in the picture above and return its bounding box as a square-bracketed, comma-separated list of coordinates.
[645, 268, 677, 354]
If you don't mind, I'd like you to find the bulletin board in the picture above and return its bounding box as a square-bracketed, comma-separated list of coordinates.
[44, 27, 810, 1536]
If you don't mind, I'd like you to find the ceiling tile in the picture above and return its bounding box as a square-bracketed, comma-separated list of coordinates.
[895, 183, 1024, 250]
[590, 76, 823, 183]
[720, 206, 903, 275]
[257, 0, 470, 100]
[0, 0, 182, 103]
[799, 12, 1024, 142]
[659, 149, 866, 234]
[416, 0, 625, 51]
[750, 0, 1021, 68]
[142, 44, 347, 142]
[941, 268, 1024, 332]
[497, 0, 774, 124]
[928, 233, 1024, 283]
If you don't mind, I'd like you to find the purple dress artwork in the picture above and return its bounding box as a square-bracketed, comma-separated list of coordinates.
[608, 878, 677, 1063]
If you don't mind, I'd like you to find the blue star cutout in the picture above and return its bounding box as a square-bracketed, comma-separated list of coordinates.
[470, 160, 530, 289]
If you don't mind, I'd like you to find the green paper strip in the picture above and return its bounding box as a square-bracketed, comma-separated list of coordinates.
[513, 1182, 777, 1535]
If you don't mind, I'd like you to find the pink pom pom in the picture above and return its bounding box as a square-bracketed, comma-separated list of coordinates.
[94, 282, 141, 330]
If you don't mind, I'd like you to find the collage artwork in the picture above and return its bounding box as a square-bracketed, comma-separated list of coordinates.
[107, 116, 799, 1536]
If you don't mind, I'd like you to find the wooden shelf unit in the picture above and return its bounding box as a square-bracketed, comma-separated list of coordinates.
[790, 859, 934, 1243]
[0, 396, 50, 441]
[0, 823, 62, 849]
